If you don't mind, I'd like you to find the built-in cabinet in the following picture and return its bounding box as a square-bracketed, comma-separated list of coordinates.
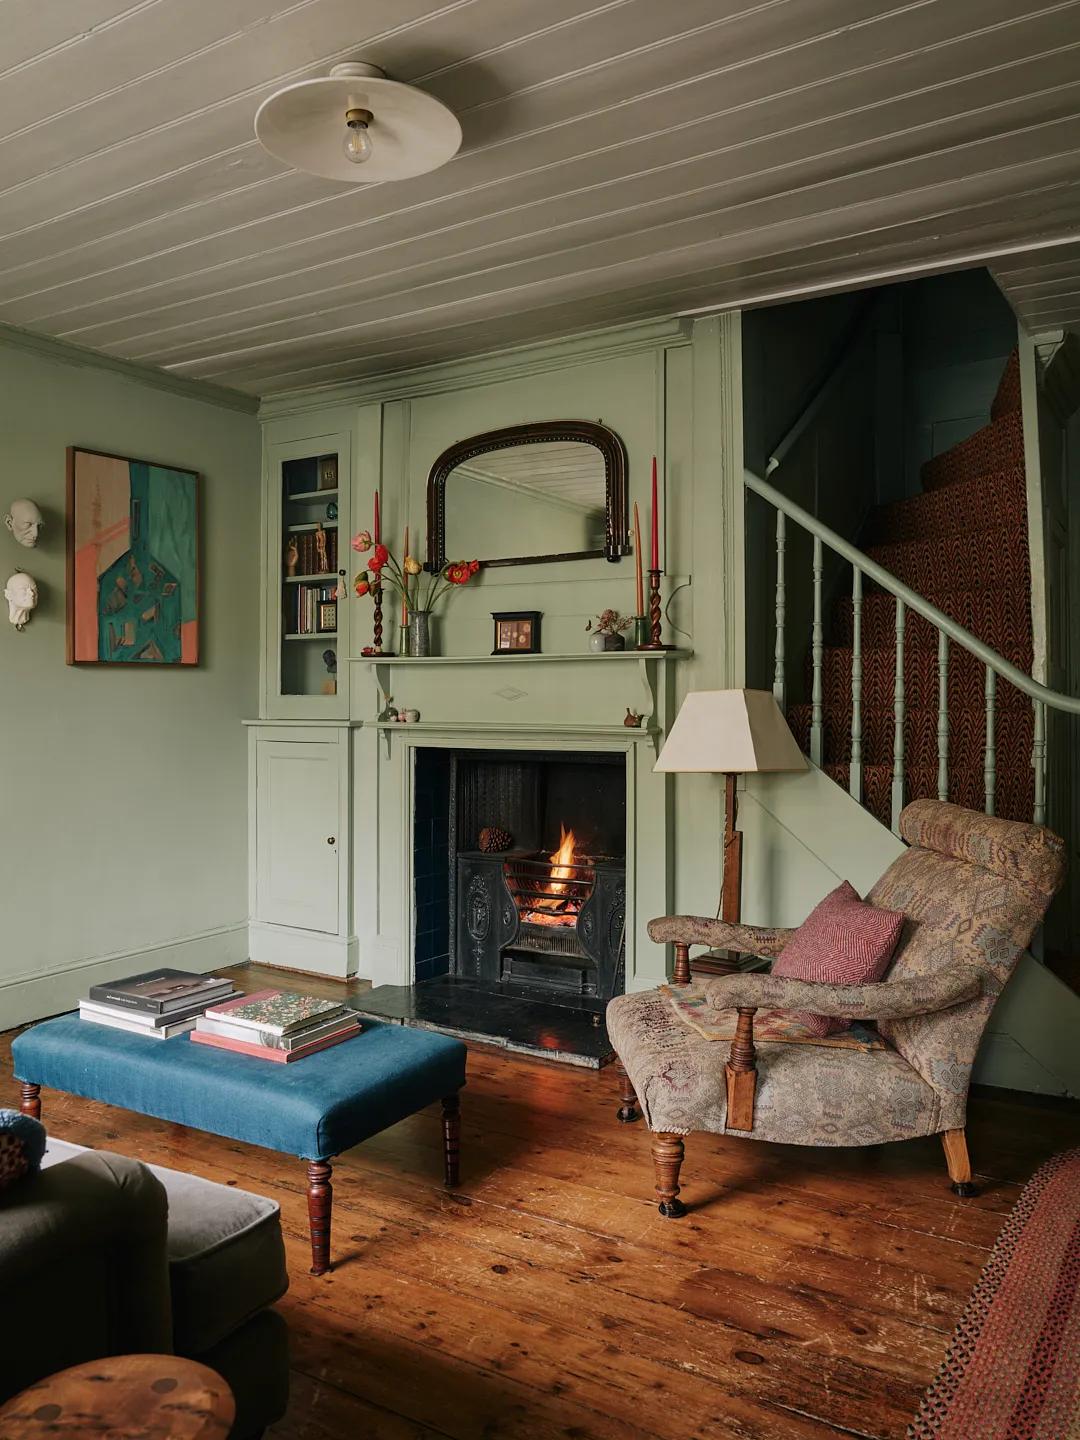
[246, 723, 356, 976]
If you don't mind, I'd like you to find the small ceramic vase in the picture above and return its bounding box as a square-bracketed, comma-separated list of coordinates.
[589, 630, 625, 653]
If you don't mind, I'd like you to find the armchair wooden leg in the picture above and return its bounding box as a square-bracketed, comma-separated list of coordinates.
[724, 1007, 758, 1132]
[651, 1132, 687, 1218]
[672, 942, 691, 986]
[616, 1065, 640, 1124]
[942, 1128, 977, 1197]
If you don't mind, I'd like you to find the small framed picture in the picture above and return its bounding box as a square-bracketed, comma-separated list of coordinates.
[492, 610, 542, 655]
[317, 601, 338, 634]
[317, 454, 338, 490]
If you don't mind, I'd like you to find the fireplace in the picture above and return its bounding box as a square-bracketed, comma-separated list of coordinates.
[415, 747, 626, 1007]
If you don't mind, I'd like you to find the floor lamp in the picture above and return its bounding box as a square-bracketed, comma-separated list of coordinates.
[654, 689, 805, 983]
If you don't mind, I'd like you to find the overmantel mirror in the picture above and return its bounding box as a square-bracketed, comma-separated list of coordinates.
[426, 420, 630, 570]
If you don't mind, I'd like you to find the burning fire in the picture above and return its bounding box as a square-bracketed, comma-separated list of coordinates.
[523, 825, 582, 927]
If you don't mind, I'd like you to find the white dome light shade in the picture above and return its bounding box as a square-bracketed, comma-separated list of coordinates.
[254, 63, 462, 183]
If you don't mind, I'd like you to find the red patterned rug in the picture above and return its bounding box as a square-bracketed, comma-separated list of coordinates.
[909, 1148, 1080, 1439]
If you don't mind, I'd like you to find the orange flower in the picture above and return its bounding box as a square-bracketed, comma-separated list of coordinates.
[367, 544, 390, 572]
[351, 530, 372, 553]
[445, 559, 479, 585]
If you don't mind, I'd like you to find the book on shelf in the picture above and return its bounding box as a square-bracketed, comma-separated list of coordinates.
[203, 989, 349, 1036]
[292, 528, 338, 576]
[80, 994, 240, 1029]
[87, 968, 235, 1015]
[190, 1023, 361, 1064]
[77, 1005, 202, 1041]
[286, 581, 339, 636]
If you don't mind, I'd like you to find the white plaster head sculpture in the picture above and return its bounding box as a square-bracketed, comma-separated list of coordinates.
[4, 499, 43, 548]
[5, 572, 38, 630]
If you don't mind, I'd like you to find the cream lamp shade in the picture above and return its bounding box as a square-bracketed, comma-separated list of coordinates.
[654, 689, 806, 773]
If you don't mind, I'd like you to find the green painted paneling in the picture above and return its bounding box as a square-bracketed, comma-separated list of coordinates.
[0, 334, 260, 1026]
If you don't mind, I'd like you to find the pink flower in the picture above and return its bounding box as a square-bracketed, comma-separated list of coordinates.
[351, 530, 372, 553]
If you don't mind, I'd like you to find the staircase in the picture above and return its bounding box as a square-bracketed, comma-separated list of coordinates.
[787, 351, 1037, 826]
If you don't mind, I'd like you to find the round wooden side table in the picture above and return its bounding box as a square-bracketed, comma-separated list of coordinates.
[0, 1355, 235, 1438]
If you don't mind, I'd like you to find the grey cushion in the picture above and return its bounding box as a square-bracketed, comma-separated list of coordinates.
[43, 1137, 288, 1356]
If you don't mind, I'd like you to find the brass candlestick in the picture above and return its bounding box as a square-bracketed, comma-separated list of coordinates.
[640, 568, 674, 650]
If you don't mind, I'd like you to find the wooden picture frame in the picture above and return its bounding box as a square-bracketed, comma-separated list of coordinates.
[317, 601, 338, 634]
[67, 446, 200, 667]
[492, 611, 542, 655]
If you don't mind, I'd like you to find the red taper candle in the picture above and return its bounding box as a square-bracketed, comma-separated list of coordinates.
[650, 456, 659, 570]
[373, 490, 380, 543]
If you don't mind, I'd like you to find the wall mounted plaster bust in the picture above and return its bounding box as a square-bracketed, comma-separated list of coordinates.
[5, 572, 38, 630]
[4, 500, 43, 548]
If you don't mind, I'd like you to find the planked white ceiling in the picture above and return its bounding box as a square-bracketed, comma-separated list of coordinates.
[3, 0, 1080, 398]
[991, 239, 1080, 337]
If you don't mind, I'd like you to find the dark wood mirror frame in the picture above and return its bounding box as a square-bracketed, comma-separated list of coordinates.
[426, 419, 630, 571]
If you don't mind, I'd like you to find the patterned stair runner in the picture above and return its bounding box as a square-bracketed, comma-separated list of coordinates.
[792, 350, 1035, 825]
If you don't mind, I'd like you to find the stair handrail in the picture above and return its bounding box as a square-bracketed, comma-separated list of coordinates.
[746, 466, 1080, 832]
[745, 468, 1080, 716]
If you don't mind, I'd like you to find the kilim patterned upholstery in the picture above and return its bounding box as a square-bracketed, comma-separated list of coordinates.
[788, 350, 1035, 825]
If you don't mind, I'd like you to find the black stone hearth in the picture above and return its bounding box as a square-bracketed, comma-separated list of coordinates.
[350, 976, 615, 1068]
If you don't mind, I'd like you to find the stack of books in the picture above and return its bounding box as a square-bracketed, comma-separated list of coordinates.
[191, 989, 361, 1063]
[80, 968, 240, 1039]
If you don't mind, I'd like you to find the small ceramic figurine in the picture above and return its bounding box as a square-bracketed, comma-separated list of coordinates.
[624, 708, 644, 727]
[377, 693, 398, 723]
[321, 648, 337, 696]
[5, 571, 38, 629]
[4, 500, 43, 548]
[284, 538, 299, 577]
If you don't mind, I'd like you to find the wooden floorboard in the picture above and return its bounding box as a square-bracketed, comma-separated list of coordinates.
[5, 963, 1076, 1440]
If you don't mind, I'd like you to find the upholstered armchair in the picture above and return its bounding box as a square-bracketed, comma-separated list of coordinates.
[607, 800, 1065, 1217]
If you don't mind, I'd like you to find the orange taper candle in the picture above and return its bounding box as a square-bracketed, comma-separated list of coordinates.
[633, 501, 644, 616]
[402, 524, 409, 625]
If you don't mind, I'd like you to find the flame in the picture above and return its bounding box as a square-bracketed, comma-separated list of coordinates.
[523, 825, 579, 923]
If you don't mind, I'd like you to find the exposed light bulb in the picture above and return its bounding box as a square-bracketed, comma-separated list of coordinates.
[343, 107, 374, 165]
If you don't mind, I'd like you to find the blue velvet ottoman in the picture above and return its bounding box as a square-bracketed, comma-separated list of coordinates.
[13, 1013, 467, 1275]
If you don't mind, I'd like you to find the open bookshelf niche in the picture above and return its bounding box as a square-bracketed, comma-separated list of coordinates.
[281, 452, 341, 698]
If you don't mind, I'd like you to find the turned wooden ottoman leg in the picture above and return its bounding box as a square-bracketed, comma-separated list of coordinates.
[19, 1082, 41, 1119]
[616, 1065, 640, 1124]
[306, 1160, 333, 1276]
[442, 1094, 461, 1188]
[651, 1132, 687, 1218]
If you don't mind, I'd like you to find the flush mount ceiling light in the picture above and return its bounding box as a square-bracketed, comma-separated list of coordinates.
[254, 62, 462, 183]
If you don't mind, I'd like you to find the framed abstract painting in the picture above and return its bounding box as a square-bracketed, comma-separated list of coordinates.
[67, 447, 200, 666]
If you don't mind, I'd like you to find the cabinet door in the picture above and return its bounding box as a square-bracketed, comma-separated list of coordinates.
[255, 740, 341, 933]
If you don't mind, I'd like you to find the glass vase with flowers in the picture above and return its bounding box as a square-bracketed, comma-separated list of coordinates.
[351, 530, 479, 656]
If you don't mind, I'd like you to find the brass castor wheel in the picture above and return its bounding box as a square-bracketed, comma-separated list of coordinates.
[951, 1181, 977, 1198]
[658, 1198, 687, 1218]
[616, 1103, 639, 1124]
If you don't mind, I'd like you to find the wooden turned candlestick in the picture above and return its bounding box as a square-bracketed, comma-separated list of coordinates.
[639, 568, 674, 651]
[371, 581, 385, 655]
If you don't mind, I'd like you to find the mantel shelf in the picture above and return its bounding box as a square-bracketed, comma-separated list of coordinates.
[355, 650, 692, 666]
[374, 721, 656, 738]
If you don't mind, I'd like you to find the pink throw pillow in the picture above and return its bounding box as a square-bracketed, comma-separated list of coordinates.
[770, 881, 904, 1036]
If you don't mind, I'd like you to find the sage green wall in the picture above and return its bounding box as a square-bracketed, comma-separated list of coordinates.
[0, 332, 260, 1027]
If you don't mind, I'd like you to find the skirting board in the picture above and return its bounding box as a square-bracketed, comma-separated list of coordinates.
[248, 921, 358, 978]
[0, 924, 249, 1031]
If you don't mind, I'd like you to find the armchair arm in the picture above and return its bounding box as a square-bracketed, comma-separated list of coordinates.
[648, 915, 795, 958]
[703, 963, 982, 1020]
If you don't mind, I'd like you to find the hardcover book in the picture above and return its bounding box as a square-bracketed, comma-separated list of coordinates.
[196, 1012, 358, 1051]
[203, 989, 349, 1036]
[190, 1024, 360, 1064]
[88, 968, 234, 1014]
[80, 994, 240, 1028]
[78, 1006, 198, 1040]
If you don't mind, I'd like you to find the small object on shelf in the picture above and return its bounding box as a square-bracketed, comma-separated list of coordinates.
[624, 708, 644, 728]
[377, 693, 397, 722]
[318, 455, 338, 490]
[640, 569, 675, 651]
[314, 524, 329, 575]
[321, 647, 337, 695]
[326, 499, 338, 520]
[407, 608, 431, 656]
[402, 708, 420, 723]
[317, 600, 337, 633]
[479, 825, 513, 853]
[587, 608, 632, 652]
[492, 610, 542, 654]
[284, 538, 299, 577]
